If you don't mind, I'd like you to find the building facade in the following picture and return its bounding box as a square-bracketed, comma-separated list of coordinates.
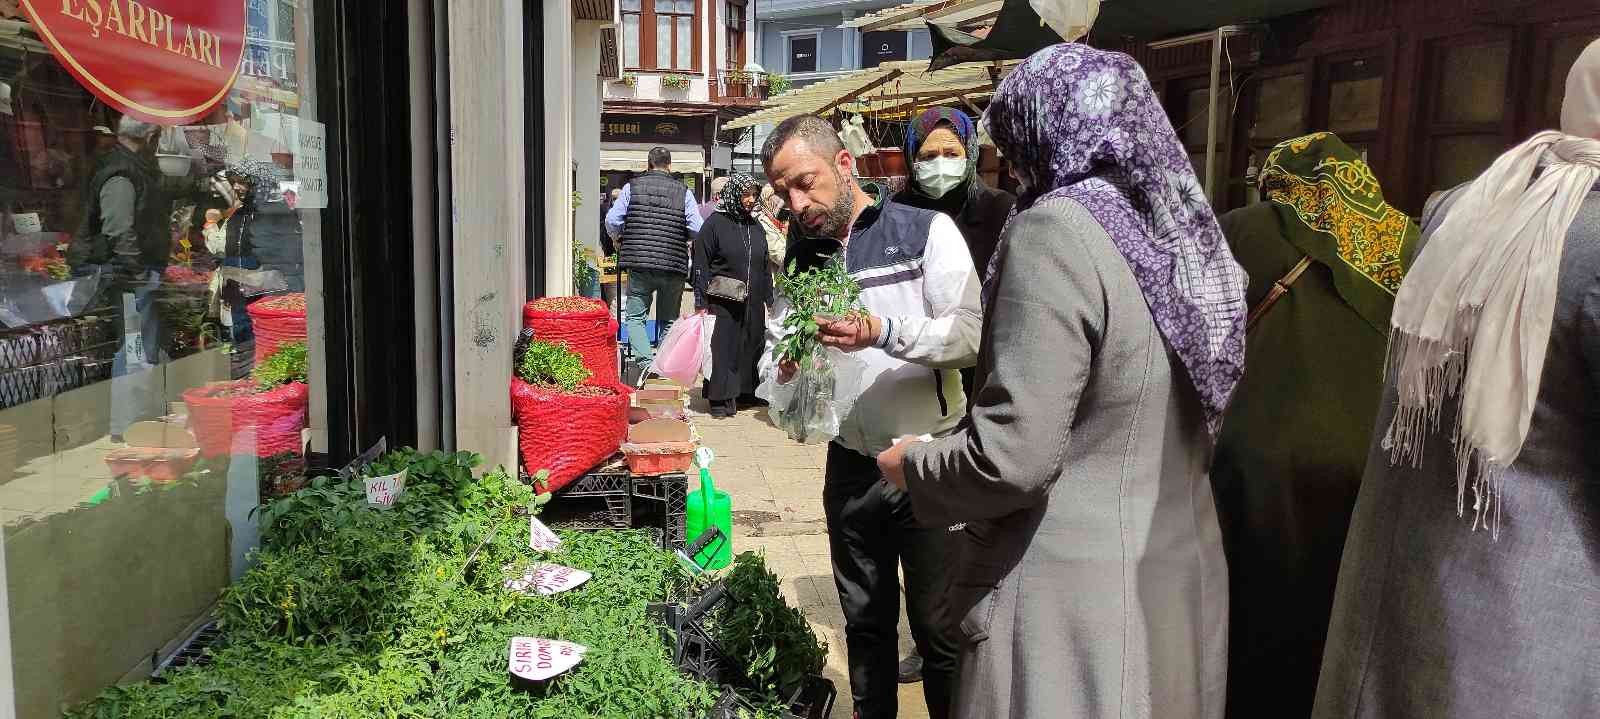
[756, 0, 933, 89]
[596, 0, 761, 257]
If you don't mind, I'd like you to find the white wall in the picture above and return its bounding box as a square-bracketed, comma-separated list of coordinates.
[543, 2, 576, 297]
[575, 22, 606, 261]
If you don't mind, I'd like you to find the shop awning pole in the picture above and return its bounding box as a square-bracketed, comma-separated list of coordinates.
[1204, 28, 1223, 203]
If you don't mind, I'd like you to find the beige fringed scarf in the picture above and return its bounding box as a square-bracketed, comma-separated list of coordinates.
[1384, 41, 1600, 535]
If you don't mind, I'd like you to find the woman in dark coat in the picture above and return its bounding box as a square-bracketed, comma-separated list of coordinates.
[1211, 132, 1417, 719]
[692, 173, 771, 418]
[891, 108, 1014, 399]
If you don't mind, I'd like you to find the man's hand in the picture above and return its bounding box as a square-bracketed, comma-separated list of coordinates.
[777, 359, 799, 384]
[876, 435, 922, 490]
[817, 314, 882, 352]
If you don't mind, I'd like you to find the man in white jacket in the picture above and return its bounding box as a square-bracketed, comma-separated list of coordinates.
[761, 114, 981, 719]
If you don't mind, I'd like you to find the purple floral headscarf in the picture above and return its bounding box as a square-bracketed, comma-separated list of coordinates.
[982, 44, 1248, 435]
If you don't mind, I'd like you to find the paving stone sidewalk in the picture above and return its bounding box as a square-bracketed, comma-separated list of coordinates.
[688, 395, 931, 719]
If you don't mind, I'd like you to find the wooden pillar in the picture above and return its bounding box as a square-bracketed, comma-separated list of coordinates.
[447, 0, 527, 470]
[543, 1, 576, 297]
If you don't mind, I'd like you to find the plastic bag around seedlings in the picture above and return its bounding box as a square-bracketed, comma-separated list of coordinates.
[757, 351, 838, 445]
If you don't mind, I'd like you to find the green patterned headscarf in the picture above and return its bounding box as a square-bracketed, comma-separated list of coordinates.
[1258, 132, 1419, 332]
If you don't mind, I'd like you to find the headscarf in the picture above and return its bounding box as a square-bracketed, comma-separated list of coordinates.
[227, 158, 281, 205]
[1258, 132, 1418, 333]
[905, 107, 979, 199]
[716, 173, 761, 221]
[982, 43, 1247, 436]
[1384, 38, 1600, 535]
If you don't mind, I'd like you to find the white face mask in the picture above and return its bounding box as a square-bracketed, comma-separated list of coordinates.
[913, 156, 967, 199]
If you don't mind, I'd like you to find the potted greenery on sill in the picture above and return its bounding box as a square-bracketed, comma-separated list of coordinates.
[661, 73, 690, 91]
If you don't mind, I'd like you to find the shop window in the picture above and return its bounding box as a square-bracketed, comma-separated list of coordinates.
[788, 33, 820, 74]
[1176, 82, 1237, 208]
[726, 1, 747, 69]
[1327, 58, 1383, 135]
[861, 30, 910, 68]
[622, 0, 643, 69]
[1250, 72, 1307, 142]
[618, 0, 698, 72]
[1430, 134, 1507, 193]
[1436, 41, 1509, 125]
[2, 2, 332, 714]
[656, 0, 696, 71]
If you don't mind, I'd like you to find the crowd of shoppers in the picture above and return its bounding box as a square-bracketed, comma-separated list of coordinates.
[599, 36, 1600, 719]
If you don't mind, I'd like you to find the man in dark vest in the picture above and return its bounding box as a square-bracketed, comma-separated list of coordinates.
[604, 147, 703, 365]
[68, 114, 172, 440]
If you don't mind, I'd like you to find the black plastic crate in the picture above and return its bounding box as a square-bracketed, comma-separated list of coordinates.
[533, 458, 688, 552]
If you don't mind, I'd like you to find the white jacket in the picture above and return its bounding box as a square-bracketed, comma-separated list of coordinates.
[762, 202, 982, 456]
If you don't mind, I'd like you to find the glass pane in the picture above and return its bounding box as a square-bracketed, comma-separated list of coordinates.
[1431, 135, 1505, 192]
[1252, 73, 1306, 140]
[5, 1, 329, 714]
[1546, 34, 1593, 127]
[1183, 86, 1234, 150]
[677, 17, 693, 69]
[655, 0, 672, 10]
[790, 37, 818, 73]
[623, 14, 641, 68]
[1328, 76, 1383, 134]
[657, 15, 672, 68]
[676, 0, 694, 12]
[1437, 41, 1509, 124]
[622, 0, 640, 9]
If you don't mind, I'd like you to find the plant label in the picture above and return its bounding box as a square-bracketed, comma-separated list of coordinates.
[504, 563, 592, 595]
[528, 516, 562, 551]
[507, 637, 586, 681]
[364, 469, 406, 509]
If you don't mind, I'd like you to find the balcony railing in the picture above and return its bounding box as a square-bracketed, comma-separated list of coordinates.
[716, 69, 769, 105]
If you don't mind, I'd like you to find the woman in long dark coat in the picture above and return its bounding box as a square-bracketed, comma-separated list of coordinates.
[692, 173, 770, 418]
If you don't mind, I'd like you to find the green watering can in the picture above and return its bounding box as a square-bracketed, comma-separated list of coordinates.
[684, 446, 732, 570]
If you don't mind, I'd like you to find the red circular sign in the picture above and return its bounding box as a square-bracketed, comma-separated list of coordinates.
[22, 0, 247, 125]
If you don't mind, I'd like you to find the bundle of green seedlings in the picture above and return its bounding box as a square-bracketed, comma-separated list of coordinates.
[66, 449, 822, 719]
[516, 338, 613, 396]
[771, 256, 865, 366]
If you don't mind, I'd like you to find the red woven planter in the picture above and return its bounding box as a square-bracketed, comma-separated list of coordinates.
[510, 378, 629, 493]
[182, 381, 310, 458]
[247, 293, 308, 364]
[523, 297, 620, 386]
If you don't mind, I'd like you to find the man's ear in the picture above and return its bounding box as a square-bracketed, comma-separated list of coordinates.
[835, 148, 856, 179]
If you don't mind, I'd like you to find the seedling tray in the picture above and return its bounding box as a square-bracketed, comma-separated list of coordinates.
[653, 581, 836, 719]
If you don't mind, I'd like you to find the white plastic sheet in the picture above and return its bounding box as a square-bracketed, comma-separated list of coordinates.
[1029, 0, 1100, 43]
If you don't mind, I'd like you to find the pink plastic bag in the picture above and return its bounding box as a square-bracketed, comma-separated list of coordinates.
[651, 313, 713, 386]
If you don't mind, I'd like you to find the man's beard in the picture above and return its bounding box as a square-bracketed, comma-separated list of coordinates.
[802, 168, 857, 239]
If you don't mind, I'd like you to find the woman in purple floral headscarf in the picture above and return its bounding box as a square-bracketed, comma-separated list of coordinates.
[877, 43, 1243, 719]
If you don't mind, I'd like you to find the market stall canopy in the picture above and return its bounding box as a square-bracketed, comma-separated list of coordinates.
[723, 59, 1016, 130]
[922, 0, 1340, 70]
[844, 1, 1004, 32]
[600, 146, 706, 172]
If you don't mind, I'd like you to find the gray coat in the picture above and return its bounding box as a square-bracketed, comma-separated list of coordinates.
[904, 199, 1229, 719]
[1312, 188, 1600, 719]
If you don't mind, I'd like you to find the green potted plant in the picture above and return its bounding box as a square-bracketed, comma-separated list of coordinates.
[613, 71, 638, 87]
[766, 73, 792, 97]
[661, 73, 690, 91]
[183, 342, 311, 459]
[509, 339, 628, 492]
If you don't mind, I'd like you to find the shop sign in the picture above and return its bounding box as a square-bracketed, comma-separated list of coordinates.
[294, 119, 327, 209]
[507, 637, 586, 681]
[364, 469, 407, 509]
[21, 0, 248, 124]
[528, 515, 562, 551]
[602, 115, 705, 144]
[503, 563, 592, 596]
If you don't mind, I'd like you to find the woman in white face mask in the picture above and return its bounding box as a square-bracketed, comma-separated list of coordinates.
[895, 109, 1015, 277]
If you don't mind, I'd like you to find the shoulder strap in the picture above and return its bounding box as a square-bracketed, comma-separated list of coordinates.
[1245, 256, 1313, 332]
